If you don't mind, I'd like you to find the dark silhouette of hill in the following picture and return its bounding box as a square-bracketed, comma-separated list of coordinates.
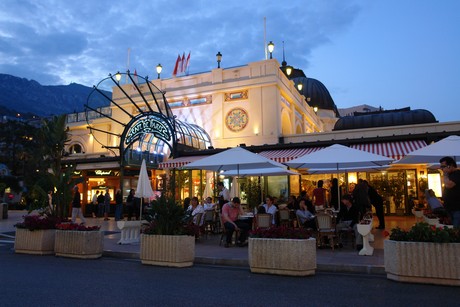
[0, 74, 110, 118]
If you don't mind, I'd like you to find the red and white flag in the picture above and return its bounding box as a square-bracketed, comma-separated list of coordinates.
[184, 52, 191, 73]
[172, 54, 181, 77]
[180, 52, 186, 74]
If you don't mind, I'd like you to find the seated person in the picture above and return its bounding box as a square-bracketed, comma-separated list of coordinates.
[262, 196, 278, 225]
[296, 198, 316, 229]
[187, 196, 204, 226]
[221, 197, 251, 248]
[287, 195, 300, 210]
[336, 194, 361, 250]
[425, 189, 445, 214]
[257, 205, 266, 214]
[203, 196, 216, 211]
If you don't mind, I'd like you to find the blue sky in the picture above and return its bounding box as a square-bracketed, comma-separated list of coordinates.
[1, 0, 459, 122]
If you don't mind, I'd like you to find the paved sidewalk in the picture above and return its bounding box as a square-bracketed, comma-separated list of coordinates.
[1, 210, 387, 275]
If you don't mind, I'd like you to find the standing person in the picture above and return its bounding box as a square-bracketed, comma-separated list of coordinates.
[353, 179, 371, 218]
[312, 180, 327, 211]
[440, 156, 460, 227]
[91, 191, 99, 218]
[115, 189, 123, 221]
[367, 181, 385, 229]
[47, 190, 54, 215]
[329, 178, 341, 211]
[71, 186, 86, 224]
[103, 188, 111, 221]
[126, 189, 135, 220]
[97, 190, 105, 218]
[221, 197, 251, 248]
[217, 182, 230, 209]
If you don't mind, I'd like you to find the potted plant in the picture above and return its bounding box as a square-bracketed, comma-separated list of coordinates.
[140, 195, 195, 267]
[54, 223, 103, 259]
[248, 226, 316, 276]
[384, 222, 460, 286]
[14, 214, 62, 255]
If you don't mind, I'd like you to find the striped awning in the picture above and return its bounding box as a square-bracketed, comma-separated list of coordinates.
[158, 156, 209, 169]
[350, 140, 427, 161]
[258, 147, 325, 163]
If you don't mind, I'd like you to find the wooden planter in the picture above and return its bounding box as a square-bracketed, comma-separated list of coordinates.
[384, 240, 460, 286]
[14, 228, 55, 255]
[140, 234, 195, 267]
[248, 237, 316, 276]
[54, 230, 104, 259]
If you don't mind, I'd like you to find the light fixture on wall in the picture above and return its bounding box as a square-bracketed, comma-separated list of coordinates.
[156, 64, 162, 79]
[216, 51, 222, 68]
[267, 41, 275, 59]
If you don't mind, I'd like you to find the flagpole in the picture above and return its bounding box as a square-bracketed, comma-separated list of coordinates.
[126, 47, 131, 83]
[264, 17, 267, 60]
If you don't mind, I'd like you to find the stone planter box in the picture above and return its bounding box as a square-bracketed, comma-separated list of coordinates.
[248, 237, 316, 276]
[384, 240, 460, 286]
[54, 230, 104, 259]
[140, 234, 195, 267]
[14, 228, 55, 255]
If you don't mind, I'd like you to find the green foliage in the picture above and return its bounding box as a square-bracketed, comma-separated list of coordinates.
[143, 194, 189, 235]
[241, 179, 261, 210]
[389, 222, 460, 243]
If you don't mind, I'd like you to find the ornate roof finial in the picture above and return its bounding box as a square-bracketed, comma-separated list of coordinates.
[282, 41, 287, 67]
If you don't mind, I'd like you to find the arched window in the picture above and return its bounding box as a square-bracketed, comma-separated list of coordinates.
[69, 144, 83, 154]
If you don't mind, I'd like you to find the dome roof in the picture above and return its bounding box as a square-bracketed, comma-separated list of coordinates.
[284, 67, 338, 115]
[333, 108, 437, 131]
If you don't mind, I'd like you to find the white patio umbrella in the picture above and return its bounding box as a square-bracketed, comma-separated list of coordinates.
[183, 147, 287, 198]
[229, 177, 240, 199]
[395, 135, 460, 164]
[221, 167, 299, 177]
[286, 144, 394, 210]
[135, 159, 155, 219]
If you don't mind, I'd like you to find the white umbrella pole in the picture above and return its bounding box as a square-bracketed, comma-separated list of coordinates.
[139, 197, 143, 220]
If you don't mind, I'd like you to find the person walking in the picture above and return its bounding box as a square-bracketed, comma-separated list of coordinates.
[115, 189, 123, 221]
[97, 191, 105, 218]
[126, 189, 135, 220]
[103, 188, 111, 221]
[71, 186, 86, 224]
[91, 191, 99, 218]
[367, 181, 385, 229]
[440, 156, 460, 227]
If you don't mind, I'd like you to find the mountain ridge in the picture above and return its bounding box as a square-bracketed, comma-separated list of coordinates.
[0, 73, 110, 118]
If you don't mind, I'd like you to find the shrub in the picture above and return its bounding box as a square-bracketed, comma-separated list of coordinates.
[15, 215, 62, 231]
[389, 222, 460, 243]
[250, 226, 312, 239]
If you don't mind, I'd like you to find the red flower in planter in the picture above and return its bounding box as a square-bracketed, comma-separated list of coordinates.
[56, 223, 100, 231]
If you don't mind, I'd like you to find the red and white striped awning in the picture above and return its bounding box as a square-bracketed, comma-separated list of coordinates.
[258, 147, 325, 163]
[158, 156, 209, 169]
[350, 140, 427, 161]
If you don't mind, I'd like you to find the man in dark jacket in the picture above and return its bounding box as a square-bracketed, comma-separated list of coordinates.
[336, 194, 361, 250]
[367, 182, 385, 229]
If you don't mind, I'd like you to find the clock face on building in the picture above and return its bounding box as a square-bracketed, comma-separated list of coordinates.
[225, 108, 249, 132]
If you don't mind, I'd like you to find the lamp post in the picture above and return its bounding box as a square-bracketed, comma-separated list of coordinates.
[267, 41, 275, 59]
[156, 64, 162, 79]
[115, 72, 122, 83]
[313, 106, 318, 113]
[216, 51, 222, 68]
[285, 65, 293, 76]
[297, 82, 303, 91]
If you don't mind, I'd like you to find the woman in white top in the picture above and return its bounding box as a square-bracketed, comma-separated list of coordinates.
[187, 196, 205, 225]
[262, 196, 278, 225]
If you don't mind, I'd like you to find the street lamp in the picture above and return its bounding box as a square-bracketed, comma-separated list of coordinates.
[216, 51, 222, 68]
[115, 72, 121, 82]
[313, 106, 318, 113]
[156, 64, 162, 79]
[267, 41, 275, 59]
[297, 82, 303, 91]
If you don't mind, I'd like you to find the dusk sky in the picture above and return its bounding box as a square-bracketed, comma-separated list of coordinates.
[1, 0, 459, 122]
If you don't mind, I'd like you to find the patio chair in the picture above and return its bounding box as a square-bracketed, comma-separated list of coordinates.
[255, 213, 272, 229]
[278, 209, 291, 227]
[315, 212, 338, 250]
[219, 214, 240, 246]
[203, 210, 217, 239]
